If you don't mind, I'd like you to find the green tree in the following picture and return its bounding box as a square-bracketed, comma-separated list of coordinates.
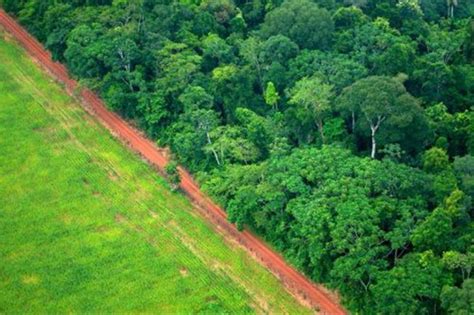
[264, 82, 279, 111]
[441, 279, 474, 314]
[211, 64, 257, 122]
[205, 126, 260, 165]
[446, 0, 459, 18]
[239, 36, 264, 91]
[201, 0, 237, 26]
[65, 23, 107, 78]
[411, 189, 469, 253]
[289, 77, 333, 144]
[236, 108, 272, 158]
[332, 6, 368, 31]
[453, 155, 474, 198]
[260, 0, 334, 50]
[372, 252, 452, 314]
[287, 50, 367, 94]
[411, 207, 454, 253]
[137, 91, 168, 135]
[466, 20, 474, 62]
[43, 3, 74, 61]
[202, 33, 233, 68]
[260, 35, 299, 66]
[412, 23, 466, 107]
[442, 250, 473, 281]
[329, 193, 387, 305]
[397, 0, 423, 17]
[155, 42, 202, 98]
[423, 147, 450, 173]
[178, 86, 214, 111]
[170, 107, 221, 169]
[337, 76, 425, 158]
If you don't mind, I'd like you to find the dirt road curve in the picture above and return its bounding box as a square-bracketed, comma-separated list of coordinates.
[0, 9, 346, 315]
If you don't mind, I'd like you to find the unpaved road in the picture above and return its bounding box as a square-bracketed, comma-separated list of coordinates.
[0, 9, 347, 315]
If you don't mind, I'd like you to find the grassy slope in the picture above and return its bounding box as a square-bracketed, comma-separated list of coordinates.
[0, 34, 309, 314]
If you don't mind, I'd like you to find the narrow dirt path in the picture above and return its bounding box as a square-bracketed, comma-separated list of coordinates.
[0, 9, 347, 315]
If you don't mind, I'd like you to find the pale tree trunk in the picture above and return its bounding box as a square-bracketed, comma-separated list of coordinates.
[447, 0, 458, 18]
[220, 146, 225, 165]
[370, 125, 377, 159]
[206, 132, 221, 166]
[118, 48, 135, 92]
[359, 276, 371, 292]
[351, 111, 356, 133]
[316, 120, 325, 144]
[369, 115, 385, 159]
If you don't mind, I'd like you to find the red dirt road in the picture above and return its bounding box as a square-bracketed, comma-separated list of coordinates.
[0, 9, 347, 314]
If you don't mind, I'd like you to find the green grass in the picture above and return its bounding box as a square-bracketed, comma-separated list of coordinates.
[0, 33, 309, 314]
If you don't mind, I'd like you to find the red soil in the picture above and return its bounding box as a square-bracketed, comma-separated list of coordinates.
[0, 9, 347, 314]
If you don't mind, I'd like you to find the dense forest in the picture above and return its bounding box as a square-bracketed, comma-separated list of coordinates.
[2, 0, 473, 313]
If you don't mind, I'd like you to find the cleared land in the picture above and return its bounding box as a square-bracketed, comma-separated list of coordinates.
[0, 33, 310, 314]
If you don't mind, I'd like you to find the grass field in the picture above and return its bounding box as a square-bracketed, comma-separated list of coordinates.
[0, 32, 309, 314]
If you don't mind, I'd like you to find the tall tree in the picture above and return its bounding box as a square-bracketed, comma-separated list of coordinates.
[337, 76, 424, 158]
[446, 0, 459, 18]
[264, 82, 280, 111]
[260, 0, 334, 50]
[289, 77, 333, 144]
